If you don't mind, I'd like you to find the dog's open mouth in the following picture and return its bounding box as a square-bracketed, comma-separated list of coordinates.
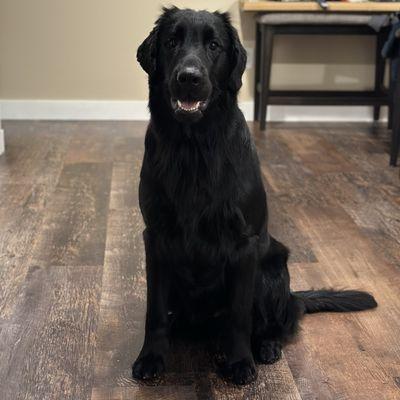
[171, 98, 208, 115]
[177, 100, 202, 112]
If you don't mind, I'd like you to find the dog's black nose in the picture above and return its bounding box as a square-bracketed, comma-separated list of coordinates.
[177, 67, 202, 87]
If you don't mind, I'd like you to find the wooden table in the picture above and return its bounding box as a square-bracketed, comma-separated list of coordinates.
[242, 1, 400, 165]
[241, 1, 400, 13]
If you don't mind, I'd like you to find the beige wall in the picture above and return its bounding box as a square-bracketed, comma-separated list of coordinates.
[0, 0, 376, 102]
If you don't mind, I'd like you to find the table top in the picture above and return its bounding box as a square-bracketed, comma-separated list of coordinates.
[241, 1, 400, 13]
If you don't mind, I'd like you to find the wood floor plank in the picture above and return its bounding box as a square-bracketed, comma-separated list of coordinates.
[31, 162, 112, 267]
[1, 121, 400, 400]
[320, 171, 400, 269]
[63, 122, 146, 164]
[112, 136, 144, 163]
[64, 123, 114, 164]
[277, 130, 355, 175]
[268, 197, 317, 264]
[0, 122, 70, 320]
[0, 265, 102, 400]
[0, 121, 71, 187]
[287, 266, 400, 400]
[211, 358, 302, 400]
[92, 161, 146, 391]
[252, 122, 400, 399]
[283, 199, 400, 400]
[254, 131, 312, 195]
[321, 124, 392, 173]
[255, 131, 318, 263]
[0, 184, 47, 319]
[91, 385, 198, 400]
[317, 169, 400, 221]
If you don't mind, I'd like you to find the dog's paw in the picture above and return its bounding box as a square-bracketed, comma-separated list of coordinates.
[254, 340, 282, 364]
[220, 357, 257, 385]
[132, 353, 165, 380]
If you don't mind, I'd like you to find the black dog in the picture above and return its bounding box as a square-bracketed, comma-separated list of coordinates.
[132, 7, 377, 385]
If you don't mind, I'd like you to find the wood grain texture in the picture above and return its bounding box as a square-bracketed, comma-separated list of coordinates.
[31, 162, 112, 267]
[0, 121, 71, 187]
[1, 120, 400, 400]
[0, 184, 47, 318]
[0, 265, 102, 400]
[91, 386, 198, 400]
[241, 1, 400, 12]
[211, 358, 302, 400]
[92, 161, 147, 392]
[0, 122, 71, 322]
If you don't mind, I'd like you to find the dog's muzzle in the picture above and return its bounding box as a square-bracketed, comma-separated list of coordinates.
[169, 65, 212, 123]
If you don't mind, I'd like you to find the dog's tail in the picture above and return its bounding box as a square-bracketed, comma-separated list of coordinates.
[294, 289, 377, 314]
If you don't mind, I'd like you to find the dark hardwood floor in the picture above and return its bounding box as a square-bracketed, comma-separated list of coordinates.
[0, 120, 399, 400]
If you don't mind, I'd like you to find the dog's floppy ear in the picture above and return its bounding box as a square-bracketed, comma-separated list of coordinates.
[218, 12, 247, 93]
[137, 7, 179, 75]
[228, 23, 247, 92]
[137, 25, 159, 75]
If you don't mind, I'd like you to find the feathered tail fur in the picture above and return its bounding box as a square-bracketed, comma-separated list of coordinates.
[294, 289, 377, 314]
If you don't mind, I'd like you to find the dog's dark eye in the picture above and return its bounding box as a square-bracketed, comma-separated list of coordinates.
[167, 38, 177, 49]
[209, 41, 219, 51]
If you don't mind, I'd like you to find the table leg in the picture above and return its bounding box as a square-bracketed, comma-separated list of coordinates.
[260, 26, 274, 131]
[390, 59, 400, 166]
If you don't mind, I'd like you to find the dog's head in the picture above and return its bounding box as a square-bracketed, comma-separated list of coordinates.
[137, 7, 246, 124]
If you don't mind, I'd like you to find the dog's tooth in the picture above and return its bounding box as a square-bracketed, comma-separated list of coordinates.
[176, 100, 201, 112]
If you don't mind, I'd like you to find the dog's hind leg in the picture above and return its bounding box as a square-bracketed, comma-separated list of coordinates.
[252, 236, 303, 364]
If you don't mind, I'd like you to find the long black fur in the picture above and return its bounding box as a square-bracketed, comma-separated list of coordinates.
[295, 289, 378, 314]
[132, 7, 377, 386]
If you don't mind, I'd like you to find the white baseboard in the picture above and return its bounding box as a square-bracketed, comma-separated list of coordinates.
[0, 100, 150, 121]
[240, 101, 387, 123]
[0, 99, 387, 122]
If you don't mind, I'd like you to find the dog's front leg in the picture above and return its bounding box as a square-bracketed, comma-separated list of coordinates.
[220, 237, 258, 385]
[132, 230, 170, 380]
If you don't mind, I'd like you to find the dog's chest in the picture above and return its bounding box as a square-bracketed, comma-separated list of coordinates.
[153, 142, 248, 260]
[154, 135, 234, 201]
